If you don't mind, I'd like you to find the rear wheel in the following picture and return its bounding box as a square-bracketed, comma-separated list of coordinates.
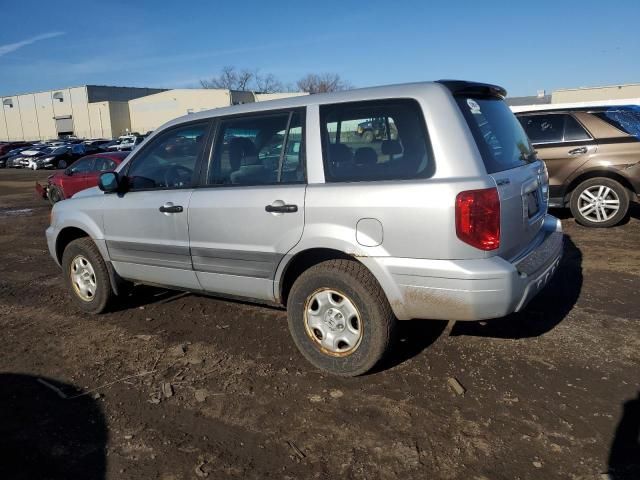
[62, 238, 114, 314]
[287, 259, 396, 376]
[569, 177, 629, 228]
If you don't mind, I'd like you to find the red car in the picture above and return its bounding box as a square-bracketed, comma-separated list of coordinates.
[36, 152, 128, 204]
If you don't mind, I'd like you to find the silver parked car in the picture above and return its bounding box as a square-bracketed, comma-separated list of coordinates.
[46, 81, 563, 376]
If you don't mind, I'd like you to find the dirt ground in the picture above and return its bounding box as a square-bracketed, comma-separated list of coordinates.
[1, 168, 639, 480]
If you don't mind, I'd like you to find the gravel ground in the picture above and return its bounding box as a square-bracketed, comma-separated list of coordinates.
[1, 168, 639, 480]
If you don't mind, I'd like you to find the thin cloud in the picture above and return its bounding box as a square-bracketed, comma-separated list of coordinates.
[0, 32, 65, 57]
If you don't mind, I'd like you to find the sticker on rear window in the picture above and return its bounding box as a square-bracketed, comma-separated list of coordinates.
[467, 99, 481, 114]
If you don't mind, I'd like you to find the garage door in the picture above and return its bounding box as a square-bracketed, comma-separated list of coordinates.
[55, 116, 74, 135]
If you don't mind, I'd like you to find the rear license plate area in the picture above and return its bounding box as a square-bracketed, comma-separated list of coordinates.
[526, 189, 540, 218]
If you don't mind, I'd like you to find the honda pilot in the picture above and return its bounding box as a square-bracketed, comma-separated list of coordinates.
[46, 81, 563, 376]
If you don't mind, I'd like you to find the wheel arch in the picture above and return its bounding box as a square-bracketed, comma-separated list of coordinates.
[55, 226, 91, 264]
[277, 248, 353, 306]
[275, 246, 406, 318]
[563, 169, 636, 204]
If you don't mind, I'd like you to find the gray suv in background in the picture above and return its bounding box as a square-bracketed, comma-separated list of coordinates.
[46, 81, 563, 376]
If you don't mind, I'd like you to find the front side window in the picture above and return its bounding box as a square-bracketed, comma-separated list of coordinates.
[518, 114, 565, 144]
[321, 99, 432, 182]
[127, 123, 208, 190]
[208, 111, 304, 185]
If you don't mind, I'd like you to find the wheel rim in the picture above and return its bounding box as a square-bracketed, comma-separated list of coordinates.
[70, 255, 97, 301]
[304, 288, 363, 357]
[577, 185, 620, 223]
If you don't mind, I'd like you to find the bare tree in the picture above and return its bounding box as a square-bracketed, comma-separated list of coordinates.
[254, 72, 284, 94]
[201, 67, 352, 94]
[296, 73, 352, 94]
[200, 66, 255, 90]
[200, 66, 283, 92]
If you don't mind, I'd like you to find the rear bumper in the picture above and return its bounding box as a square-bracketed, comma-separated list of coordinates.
[371, 215, 563, 321]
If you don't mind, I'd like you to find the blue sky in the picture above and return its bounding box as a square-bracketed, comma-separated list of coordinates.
[0, 0, 638, 97]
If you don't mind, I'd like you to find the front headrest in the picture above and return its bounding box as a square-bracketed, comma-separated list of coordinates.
[328, 143, 352, 164]
[354, 147, 378, 166]
[381, 140, 402, 155]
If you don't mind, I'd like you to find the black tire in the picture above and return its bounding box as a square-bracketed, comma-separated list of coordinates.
[569, 177, 629, 228]
[48, 186, 64, 205]
[61, 238, 114, 314]
[362, 130, 375, 143]
[287, 259, 396, 376]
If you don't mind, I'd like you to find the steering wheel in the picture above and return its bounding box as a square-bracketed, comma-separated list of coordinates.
[163, 164, 193, 188]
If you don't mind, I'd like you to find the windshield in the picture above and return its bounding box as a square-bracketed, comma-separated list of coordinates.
[456, 96, 535, 174]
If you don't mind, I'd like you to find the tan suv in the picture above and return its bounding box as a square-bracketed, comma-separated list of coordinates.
[516, 106, 640, 227]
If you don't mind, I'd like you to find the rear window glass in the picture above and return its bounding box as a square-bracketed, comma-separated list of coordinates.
[457, 97, 535, 173]
[320, 99, 433, 182]
[593, 107, 640, 139]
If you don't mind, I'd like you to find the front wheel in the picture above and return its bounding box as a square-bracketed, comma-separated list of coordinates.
[287, 259, 396, 376]
[48, 186, 64, 205]
[62, 238, 115, 314]
[569, 177, 629, 228]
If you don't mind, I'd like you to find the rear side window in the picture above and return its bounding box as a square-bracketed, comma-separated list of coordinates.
[320, 99, 433, 182]
[207, 110, 305, 186]
[563, 115, 591, 141]
[95, 158, 116, 171]
[458, 97, 535, 173]
[593, 107, 640, 139]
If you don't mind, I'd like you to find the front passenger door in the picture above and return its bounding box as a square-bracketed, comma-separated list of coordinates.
[103, 122, 210, 290]
[63, 156, 96, 196]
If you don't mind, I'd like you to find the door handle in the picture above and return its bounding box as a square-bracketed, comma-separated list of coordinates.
[568, 146, 588, 156]
[265, 204, 298, 213]
[159, 204, 183, 213]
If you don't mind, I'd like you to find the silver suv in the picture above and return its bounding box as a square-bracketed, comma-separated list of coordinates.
[46, 81, 563, 376]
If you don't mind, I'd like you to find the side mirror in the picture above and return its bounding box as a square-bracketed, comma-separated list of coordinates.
[65, 168, 73, 176]
[98, 171, 120, 193]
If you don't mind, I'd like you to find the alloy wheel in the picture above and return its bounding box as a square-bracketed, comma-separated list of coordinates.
[577, 185, 620, 223]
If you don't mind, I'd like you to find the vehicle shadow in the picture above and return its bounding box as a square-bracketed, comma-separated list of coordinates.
[109, 284, 191, 312]
[628, 202, 640, 221]
[608, 391, 640, 479]
[0, 373, 107, 480]
[450, 235, 582, 339]
[372, 320, 449, 373]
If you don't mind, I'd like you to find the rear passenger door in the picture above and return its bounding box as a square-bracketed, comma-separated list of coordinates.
[188, 110, 306, 301]
[518, 113, 595, 203]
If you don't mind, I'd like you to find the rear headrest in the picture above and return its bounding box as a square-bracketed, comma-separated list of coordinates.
[328, 143, 352, 164]
[381, 140, 402, 155]
[353, 147, 378, 166]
